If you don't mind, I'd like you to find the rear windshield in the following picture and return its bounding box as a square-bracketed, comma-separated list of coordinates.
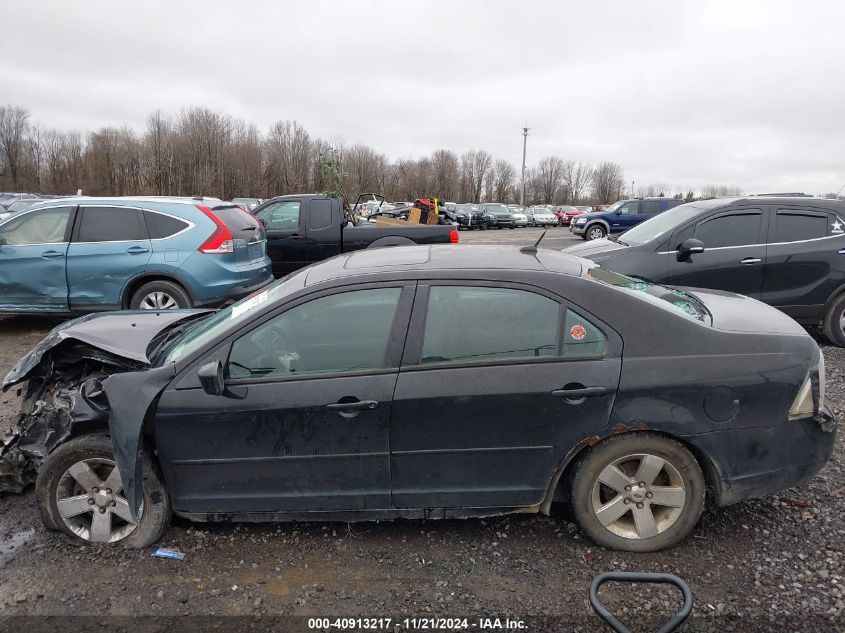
[590, 267, 711, 324]
[212, 205, 263, 242]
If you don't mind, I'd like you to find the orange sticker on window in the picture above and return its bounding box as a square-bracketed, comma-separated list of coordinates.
[570, 324, 587, 340]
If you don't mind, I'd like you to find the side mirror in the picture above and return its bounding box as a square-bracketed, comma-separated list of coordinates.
[197, 360, 225, 396]
[677, 238, 705, 260]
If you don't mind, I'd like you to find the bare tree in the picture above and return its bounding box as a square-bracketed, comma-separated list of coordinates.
[561, 161, 593, 204]
[533, 156, 566, 203]
[460, 150, 492, 202]
[592, 161, 625, 203]
[264, 120, 313, 196]
[0, 105, 30, 188]
[430, 149, 459, 200]
[491, 159, 516, 202]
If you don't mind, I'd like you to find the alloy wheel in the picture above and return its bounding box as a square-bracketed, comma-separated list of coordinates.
[590, 453, 686, 540]
[55, 458, 142, 543]
[139, 291, 179, 310]
[588, 226, 605, 240]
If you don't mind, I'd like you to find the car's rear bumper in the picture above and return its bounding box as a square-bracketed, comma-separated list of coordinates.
[688, 406, 837, 506]
[193, 273, 274, 308]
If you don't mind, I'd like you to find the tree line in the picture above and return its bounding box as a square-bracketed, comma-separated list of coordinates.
[0, 104, 743, 205]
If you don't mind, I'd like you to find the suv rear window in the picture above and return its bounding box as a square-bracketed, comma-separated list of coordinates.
[211, 205, 262, 242]
[773, 211, 828, 242]
[590, 267, 711, 324]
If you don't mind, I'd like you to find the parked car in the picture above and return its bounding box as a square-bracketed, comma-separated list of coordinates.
[553, 205, 583, 227]
[477, 202, 515, 229]
[1, 244, 833, 552]
[0, 197, 52, 221]
[575, 205, 594, 213]
[445, 203, 489, 230]
[232, 197, 263, 212]
[0, 193, 40, 210]
[252, 194, 458, 277]
[571, 197, 685, 240]
[509, 206, 529, 227]
[564, 196, 845, 346]
[525, 206, 557, 227]
[0, 197, 273, 313]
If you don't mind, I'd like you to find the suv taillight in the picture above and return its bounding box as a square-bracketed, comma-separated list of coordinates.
[196, 204, 234, 254]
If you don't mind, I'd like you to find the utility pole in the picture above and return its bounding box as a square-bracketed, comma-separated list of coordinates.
[631, 180, 635, 198]
[520, 124, 529, 206]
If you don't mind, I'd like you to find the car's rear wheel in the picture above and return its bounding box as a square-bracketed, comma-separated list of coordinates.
[586, 224, 606, 241]
[823, 293, 845, 347]
[36, 434, 171, 548]
[570, 433, 705, 552]
[130, 280, 191, 310]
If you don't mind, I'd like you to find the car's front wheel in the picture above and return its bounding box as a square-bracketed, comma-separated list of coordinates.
[36, 434, 171, 548]
[130, 280, 191, 310]
[823, 293, 845, 347]
[585, 224, 607, 241]
[569, 433, 705, 552]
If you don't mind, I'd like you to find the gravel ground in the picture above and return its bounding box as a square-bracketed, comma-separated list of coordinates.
[0, 228, 843, 631]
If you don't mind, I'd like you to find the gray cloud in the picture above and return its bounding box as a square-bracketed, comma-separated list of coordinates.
[2, 0, 843, 194]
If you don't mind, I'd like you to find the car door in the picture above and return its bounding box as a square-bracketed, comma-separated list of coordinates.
[0, 206, 75, 311]
[390, 282, 622, 510]
[610, 200, 639, 232]
[663, 206, 768, 298]
[66, 206, 153, 310]
[255, 198, 305, 276]
[153, 283, 415, 515]
[761, 205, 845, 320]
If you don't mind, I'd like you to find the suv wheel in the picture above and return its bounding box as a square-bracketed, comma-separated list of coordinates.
[36, 434, 171, 548]
[823, 293, 845, 347]
[130, 280, 191, 310]
[570, 433, 705, 552]
[585, 224, 607, 241]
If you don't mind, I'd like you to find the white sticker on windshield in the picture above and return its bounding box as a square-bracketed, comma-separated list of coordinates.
[231, 290, 268, 319]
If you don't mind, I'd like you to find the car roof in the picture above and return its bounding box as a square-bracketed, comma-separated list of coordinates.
[304, 245, 584, 286]
[683, 196, 845, 211]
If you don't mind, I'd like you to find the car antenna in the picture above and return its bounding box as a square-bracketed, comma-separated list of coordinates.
[520, 230, 547, 254]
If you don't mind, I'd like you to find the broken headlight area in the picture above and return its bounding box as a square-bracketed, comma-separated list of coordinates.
[0, 343, 141, 493]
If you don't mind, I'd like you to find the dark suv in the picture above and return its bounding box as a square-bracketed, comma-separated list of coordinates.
[564, 196, 845, 345]
[571, 197, 684, 240]
[477, 202, 515, 229]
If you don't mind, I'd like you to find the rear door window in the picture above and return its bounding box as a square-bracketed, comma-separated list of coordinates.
[642, 200, 661, 215]
[143, 211, 190, 239]
[77, 207, 146, 242]
[419, 286, 561, 364]
[772, 210, 829, 243]
[0, 207, 73, 245]
[693, 210, 763, 248]
[308, 199, 333, 230]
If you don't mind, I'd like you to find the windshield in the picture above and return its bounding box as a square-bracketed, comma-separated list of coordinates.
[158, 271, 309, 365]
[602, 201, 624, 214]
[486, 204, 509, 214]
[589, 267, 711, 324]
[619, 204, 703, 245]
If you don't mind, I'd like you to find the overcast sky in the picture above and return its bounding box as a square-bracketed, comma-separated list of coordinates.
[3, 0, 844, 195]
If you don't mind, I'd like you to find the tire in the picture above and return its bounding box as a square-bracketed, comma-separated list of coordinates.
[585, 224, 606, 241]
[569, 433, 705, 552]
[823, 293, 845, 347]
[36, 434, 171, 548]
[129, 280, 192, 310]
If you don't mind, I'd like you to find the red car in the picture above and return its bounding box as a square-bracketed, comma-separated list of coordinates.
[552, 205, 583, 226]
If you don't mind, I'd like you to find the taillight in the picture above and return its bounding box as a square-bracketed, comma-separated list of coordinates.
[196, 204, 234, 254]
[450, 228, 459, 244]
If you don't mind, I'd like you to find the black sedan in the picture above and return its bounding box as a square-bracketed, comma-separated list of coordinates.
[1, 245, 836, 552]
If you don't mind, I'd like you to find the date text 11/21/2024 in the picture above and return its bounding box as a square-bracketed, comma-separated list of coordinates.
[307, 617, 527, 630]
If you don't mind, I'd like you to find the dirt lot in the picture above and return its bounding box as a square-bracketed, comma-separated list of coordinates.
[0, 228, 843, 631]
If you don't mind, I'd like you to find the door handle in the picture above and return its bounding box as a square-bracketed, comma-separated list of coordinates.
[551, 386, 607, 398]
[326, 399, 379, 412]
[740, 257, 761, 264]
[126, 246, 150, 254]
[41, 250, 64, 259]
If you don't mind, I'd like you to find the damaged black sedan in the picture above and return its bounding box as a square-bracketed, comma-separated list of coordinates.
[0, 245, 837, 552]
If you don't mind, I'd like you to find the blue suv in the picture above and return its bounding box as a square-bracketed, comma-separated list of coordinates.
[0, 197, 273, 313]
[571, 197, 684, 240]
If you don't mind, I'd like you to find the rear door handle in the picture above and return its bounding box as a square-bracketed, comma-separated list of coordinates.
[41, 250, 64, 259]
[552, 386, 607, 398]
[740, 257, 761, 264]
[126, 246, 150, 254]
[326, 399, 379, 412]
